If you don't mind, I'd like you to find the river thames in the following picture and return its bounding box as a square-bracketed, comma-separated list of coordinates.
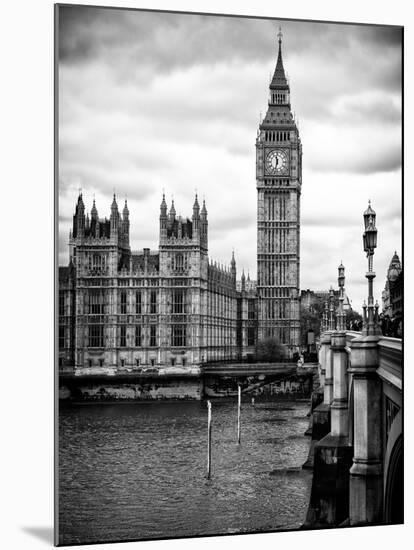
[58, 399, 312, 545]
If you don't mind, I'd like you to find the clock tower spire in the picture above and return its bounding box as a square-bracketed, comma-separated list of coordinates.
[269, 28, 289, 97]
[255, 28, 302, 357]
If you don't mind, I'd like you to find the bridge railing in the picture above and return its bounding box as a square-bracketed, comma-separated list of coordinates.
[313, 329, 402, 526]
[377, 336, 402, 392]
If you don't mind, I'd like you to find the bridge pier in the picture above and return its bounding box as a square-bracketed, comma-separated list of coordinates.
[348, 335, 383, 525]
[330, 331, 350, 438]
[304, 330, 401, 529]
[302, 333, 332, 469]
[304, 331, 353, 526]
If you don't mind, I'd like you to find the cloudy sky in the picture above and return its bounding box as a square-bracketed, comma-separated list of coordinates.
[58, 6, 402, 312]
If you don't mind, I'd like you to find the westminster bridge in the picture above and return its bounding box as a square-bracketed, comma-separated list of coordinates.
[58, 334, 402, 526]
[303, 329, 402, 527]
[300, 201, 403, 527]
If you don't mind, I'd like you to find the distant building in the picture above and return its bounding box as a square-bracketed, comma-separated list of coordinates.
[58, 30, 306, 373]
[300, 289, 351, 313]
[236, 271, 258, 360]
[59, 193, 260, 374]
[382, 251, 403, 322]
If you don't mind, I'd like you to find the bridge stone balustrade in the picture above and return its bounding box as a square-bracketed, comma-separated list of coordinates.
[304, 330, 402, 528]
[302, 331, 333, 469]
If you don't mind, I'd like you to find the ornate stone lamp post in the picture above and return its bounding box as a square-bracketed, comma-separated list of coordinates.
[330, 262, 349, 438]
[349, 201, 383, 525]
[322, 300, 328, 333]
[337, 262, 346, 331]
[329, 286, 335, 331]
[362, 201, 380, 336]
[305, 262, 353, 525]
[320, 289, 336, 408]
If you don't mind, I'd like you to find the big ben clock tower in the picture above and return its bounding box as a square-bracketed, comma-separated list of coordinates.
[256, 29, 302, 356]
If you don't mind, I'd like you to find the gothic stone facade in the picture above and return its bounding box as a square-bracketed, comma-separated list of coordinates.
[256, 31, 301, 354]
[58, 31, 301, 373]
[59, 194, 258, 374]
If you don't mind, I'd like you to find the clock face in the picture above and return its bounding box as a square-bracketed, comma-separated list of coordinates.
[265, 149, 288, 175]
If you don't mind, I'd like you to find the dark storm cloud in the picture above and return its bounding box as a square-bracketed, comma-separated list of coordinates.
[57, 6, 402, 308]
[59, 6, 276, 70]
[352, 149, 401, 175]
[59, 6, 402, 74]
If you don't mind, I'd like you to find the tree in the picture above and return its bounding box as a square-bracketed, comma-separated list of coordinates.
[300, 305, 321, 346]
[256, 338, 285, 362]
[345, 309, 363, 330]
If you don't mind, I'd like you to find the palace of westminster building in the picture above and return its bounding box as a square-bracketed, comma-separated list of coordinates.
[58, 31, 302, 374]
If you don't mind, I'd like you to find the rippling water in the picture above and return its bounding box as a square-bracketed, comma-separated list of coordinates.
[59, 399, 312, 545]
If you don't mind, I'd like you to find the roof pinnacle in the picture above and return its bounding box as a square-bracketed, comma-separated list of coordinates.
[123, 198, 129, 216]
[270, 25, 288, 90]
[169, 199, 176, 218]
[160, 192, 167, 210]
[91, 198, 98, 219]
[277, 26, 283, 46]
[193, 192, 200, 212]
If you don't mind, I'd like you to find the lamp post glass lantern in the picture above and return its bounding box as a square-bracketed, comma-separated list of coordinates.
[362, 201, 380, 336]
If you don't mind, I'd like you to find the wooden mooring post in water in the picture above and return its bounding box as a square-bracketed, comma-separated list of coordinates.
[206, 400, 212, 479]
[237, 384, 241, 445]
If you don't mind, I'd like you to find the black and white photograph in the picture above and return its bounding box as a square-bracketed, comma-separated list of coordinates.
[55, 3, 403, 546]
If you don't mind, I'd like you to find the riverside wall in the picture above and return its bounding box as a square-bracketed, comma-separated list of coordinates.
[59, 368, 315, 402]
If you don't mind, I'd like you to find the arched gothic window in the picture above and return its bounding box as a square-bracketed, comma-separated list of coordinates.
[176, 253, 184, 270]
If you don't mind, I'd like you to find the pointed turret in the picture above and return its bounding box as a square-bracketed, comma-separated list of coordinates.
[192, 193, 200, 236]
[269, 28, 290, 106]
[73, 192, 85, 238]
[241, 268, 246, 292]
[230, 250, 237, 284]
[110, 194, 119, 236]
[89, 198, 98, 237]
[160, 193, 167, 217]
[169, 199, 176, 222]
[200, 199, 208, 248]
[270, 28, 288, 89]
[159, 193, 168, 241]
[122, 199, 129, 219]
[111, 193, 118, 213]
[91, 198, 98, 220]
[201, 199, 207, 219]
[193, 194, 200, 216]
[122, 199, 130, 243]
